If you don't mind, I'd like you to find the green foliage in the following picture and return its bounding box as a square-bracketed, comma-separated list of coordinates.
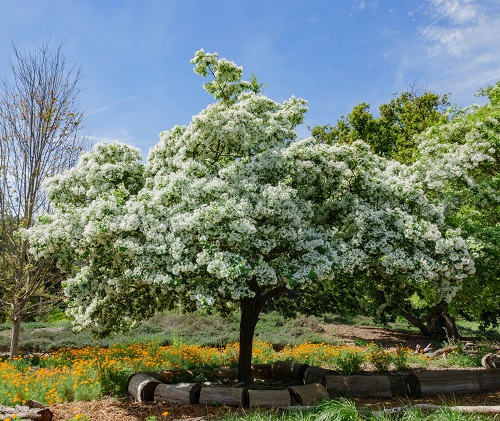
[334, 349, 365, 375]
[422, 81, 500, 330]
[311, 86, 451, 163]
[310, 81, 500, 338]
[97, 365, 134, 396]
[368, 348, 393, 372]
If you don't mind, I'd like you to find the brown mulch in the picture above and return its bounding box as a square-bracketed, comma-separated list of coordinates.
[50, 398, 237, 420]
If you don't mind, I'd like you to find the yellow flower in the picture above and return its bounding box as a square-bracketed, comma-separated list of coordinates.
[162, 411, 169, 417]
[74, 414, 82, 420]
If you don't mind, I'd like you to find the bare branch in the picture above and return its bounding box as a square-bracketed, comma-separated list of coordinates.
[0, 39, 87, 357]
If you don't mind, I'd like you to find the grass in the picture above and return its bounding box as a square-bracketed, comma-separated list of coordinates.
[220, 399, 496, 421]
[0, 310, 339, 353]
[1, 310, 498, 354]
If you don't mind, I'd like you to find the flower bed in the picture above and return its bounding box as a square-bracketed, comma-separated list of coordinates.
[0, 340, 481, 407]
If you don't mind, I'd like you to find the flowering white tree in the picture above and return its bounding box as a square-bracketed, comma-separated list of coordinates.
[30, 50, 474, 383]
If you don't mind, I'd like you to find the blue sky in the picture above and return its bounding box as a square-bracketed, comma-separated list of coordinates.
[1, 0, 499, 157]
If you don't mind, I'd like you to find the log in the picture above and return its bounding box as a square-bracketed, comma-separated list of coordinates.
[213, 367, 239, 380]
[161, 369, 188, 383]
[482, 353, 500, 369]
[381, 404, 500, 415]
[426, 346, 458, 358]
[407, 370, 480, 397]
[247, 389, 291, 409]
[154, 382, 202, 404]
[199, 386, 247, 407]
[288, 383, 330, 405]
[26, 400, 46, 409]
[302, 366, 338, 385]
[323, 375, 392, 398]
[0, 404, 52, 421]
[185, 368, 216, 382]
[162, 368, 215, 382]
[414, 404, 500, 414]
[271, 361, 309, 384]
[475, 369, 500, 392]
[252, 363, 272, 379]
[127, 372, 163, 402]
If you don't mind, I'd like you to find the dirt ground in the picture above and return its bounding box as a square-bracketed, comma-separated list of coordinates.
[48, 324, 500, 420]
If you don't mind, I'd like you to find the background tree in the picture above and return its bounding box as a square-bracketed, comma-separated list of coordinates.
[0, 40, 86, 358]
[29, 51, 473, 384]
[413, 82, 500, 331]
[311, 85, 451, 163]
[310, 83, 499, 339]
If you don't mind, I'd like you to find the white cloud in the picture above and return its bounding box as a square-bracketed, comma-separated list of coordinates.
[393, 0, 500, 103]
[419, 0, 498, 58]
[427, 0, 478, 24]
[420, 26, 472, 56]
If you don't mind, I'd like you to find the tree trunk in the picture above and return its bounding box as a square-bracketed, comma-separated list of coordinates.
[238, 297, 260, 384]
[402, 303, 461, 341]
[37, 296, 43, 322]
[9, 309, 22, 359]
[426, 310, 461, 341]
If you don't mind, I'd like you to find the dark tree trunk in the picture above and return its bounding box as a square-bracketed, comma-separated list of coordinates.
[238, 296, 260, 385]
[403, 303, 461, 341]
[237, 284, 289, 384]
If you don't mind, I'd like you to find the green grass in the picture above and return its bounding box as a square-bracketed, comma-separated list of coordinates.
[0, 311, 340, 353]
[0, 310, 498, 355]
[220, 399, 496, 421]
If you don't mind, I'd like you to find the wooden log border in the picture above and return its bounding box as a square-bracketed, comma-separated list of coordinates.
[127, 365, 499, 406]
[323, 375, 392, 398]
[407, 369, 500, 397]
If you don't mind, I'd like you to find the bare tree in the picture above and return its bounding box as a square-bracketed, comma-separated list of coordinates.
[0, 40, 87, 358]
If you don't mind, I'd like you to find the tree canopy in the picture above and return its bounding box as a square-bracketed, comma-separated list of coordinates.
[311, 86, 451, 164]
[29, 50, 475, 382]
[311, 81, 500, 336]
[413, 82, 500, 330]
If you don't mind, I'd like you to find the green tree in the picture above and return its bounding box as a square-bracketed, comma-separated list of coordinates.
[414, 82, 500, 330]
[310, 83, 500, 339]
[311, 85, 451, 163]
